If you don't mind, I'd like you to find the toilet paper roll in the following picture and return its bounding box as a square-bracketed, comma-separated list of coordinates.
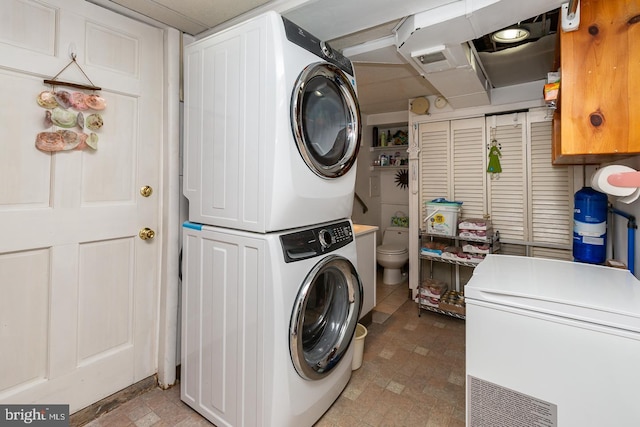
[591, 165, 637, 197]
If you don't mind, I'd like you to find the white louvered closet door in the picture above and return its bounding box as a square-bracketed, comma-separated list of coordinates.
[418, 118, 485, 220]
[451, 118, 486, 219]
[528, 110, 573, 260]
[417, 112, 572, 261]
[485, 111, 572, 258]
[486, 114, 528, 248]
[418, 121, 450, 221]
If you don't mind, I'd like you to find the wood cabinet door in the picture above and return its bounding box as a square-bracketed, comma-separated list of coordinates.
[559, 0, 640, 160]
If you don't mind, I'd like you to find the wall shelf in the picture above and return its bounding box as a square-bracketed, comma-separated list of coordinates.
[370, 165, 408, 171]
[370, 144, 409, 168]
[370, 145, 409, 152]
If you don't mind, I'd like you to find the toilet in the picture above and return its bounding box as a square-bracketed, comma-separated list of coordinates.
[376, 226, 409, 285]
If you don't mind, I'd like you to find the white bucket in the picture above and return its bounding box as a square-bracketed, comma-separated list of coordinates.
[351, 323, 368, 370]
[425, 202, 461, 236]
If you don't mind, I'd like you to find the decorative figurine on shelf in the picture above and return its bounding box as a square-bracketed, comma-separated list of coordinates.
[487, 138, 502, 180]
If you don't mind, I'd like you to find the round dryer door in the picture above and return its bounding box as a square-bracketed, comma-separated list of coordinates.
[291, 63, 361, 178]
[290, 255, 363, 380]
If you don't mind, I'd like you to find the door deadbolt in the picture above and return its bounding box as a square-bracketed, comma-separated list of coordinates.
[140, 186, 153, 197]
[139, 228, 155, 240]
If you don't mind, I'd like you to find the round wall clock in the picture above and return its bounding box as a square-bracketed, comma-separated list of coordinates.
[410, 97, 430, 115]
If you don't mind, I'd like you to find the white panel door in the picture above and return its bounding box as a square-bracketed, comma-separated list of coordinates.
[0, 0, 163, 413]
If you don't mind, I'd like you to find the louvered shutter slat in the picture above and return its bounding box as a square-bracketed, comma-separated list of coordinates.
[529, 120, 572, 258]
[452, 118, 485, 219]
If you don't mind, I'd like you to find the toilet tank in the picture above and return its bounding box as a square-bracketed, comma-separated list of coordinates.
[382, 226, 409, 246]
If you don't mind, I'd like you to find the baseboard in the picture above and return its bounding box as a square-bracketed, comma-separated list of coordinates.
[69, 375, 158, 427]
[359, 310, 373, 327]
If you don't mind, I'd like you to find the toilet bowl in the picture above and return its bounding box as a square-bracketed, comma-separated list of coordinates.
[376, 226, 410, 285]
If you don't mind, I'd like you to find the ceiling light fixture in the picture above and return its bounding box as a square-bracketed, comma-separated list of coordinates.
[491, 27, 530, 43]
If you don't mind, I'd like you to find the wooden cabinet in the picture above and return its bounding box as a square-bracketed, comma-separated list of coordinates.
[353, 225, 378, 323]
[553, 0, 640, 165]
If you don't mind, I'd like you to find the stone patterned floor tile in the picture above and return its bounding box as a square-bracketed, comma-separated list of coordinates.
[80, 269, 465, 427]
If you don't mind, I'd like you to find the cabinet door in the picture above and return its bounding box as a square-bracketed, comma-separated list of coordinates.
[557, 0, 640, 161]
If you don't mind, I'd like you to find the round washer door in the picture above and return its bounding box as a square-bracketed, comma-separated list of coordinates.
[291, 62, 361, 178]
[290, 254, 363, 380]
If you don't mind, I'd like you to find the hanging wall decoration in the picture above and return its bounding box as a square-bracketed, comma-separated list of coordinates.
[35, 53, 105, 153]
[395, 169, 409, 189]
[487, 127, 502, 180]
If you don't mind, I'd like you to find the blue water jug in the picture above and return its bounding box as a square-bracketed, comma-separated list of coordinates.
[573, 187, 608, 264]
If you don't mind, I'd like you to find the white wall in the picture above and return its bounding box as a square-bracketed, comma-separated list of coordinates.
[600, 156, 640, 278]
[352, 120, 381, 227]
[353, 111, 410, 244]
[379, 167, 409, 239]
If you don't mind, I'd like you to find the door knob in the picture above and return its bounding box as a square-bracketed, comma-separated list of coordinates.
[140, 186, 153, 197]
[139, 228, 155, 240]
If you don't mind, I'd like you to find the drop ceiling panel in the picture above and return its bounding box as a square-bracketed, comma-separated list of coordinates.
[284, 0, 457, 41]
[327, 20, 400, 52]
[346, 44, 406, 65]
[92, 0, 566, 114]
[108, 0, 271, 35]
[354, 63, 438, 114]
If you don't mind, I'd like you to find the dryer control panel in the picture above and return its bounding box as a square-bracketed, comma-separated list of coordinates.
[281, 220, 353, 263]
[282, 16, 354, 76]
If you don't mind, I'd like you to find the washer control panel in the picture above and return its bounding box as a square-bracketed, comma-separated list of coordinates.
[281, 220, 353, 263]
[282, 16, 354, 76]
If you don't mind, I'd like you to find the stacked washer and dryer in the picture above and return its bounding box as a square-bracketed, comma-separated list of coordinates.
[181, 11, 364, 427]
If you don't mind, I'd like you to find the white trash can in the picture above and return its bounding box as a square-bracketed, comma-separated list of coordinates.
[351, 323, 368, 370]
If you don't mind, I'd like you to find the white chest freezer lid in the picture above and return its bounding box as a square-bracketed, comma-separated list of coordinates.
[465, 254, 640, 333]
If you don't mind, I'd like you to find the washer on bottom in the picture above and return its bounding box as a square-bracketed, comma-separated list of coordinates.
[181, 219, 363, 426]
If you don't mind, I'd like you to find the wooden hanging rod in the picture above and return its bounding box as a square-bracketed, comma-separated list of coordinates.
[43, 79, 101, 91]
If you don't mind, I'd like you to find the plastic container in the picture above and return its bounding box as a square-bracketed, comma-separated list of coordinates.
[351, 323, 368, 370]
[425, 201, 462, 236]
[380, 131, 387, 147]
[573, 187, 607, 264]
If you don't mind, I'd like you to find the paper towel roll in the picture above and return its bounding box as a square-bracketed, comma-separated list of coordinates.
[591, 165, 637, 197]
[619, 188, 640, 204]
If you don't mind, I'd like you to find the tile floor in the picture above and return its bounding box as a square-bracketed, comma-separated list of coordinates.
[80, 270, 465, 427]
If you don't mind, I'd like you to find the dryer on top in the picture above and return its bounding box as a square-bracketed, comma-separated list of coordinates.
[183, 11, 361, 233]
